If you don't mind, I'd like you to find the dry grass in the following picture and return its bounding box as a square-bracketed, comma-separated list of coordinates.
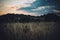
[0, 22, 59, 40]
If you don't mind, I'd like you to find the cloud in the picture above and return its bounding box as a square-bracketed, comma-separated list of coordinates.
[0, 0, 35, 6]
[18, 5, 55, 14]
[0, 0, 59, 16]
[0, 4, 39, 16]
[17, 0, 57, 15]
[53, 10, 60, 13]
[18, 0, 58, 9]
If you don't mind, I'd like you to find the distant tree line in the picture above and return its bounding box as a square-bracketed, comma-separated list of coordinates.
[0, 13, 60, 23]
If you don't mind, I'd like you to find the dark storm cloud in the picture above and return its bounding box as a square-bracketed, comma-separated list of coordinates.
[18, 0, 60, 14]
[51, 0, 60, 10]
[19, 0, 59, 8]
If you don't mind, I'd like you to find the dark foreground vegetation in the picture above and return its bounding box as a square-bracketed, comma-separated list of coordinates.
[0, 13, 60, 40]
[0, 22, 60, 40]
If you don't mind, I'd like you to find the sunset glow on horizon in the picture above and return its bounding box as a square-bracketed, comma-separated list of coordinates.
[0, 0, 38, 16]
[0, 0, 60, 16]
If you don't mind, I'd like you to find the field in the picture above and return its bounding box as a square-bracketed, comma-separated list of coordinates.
[0, 22, 60, 40]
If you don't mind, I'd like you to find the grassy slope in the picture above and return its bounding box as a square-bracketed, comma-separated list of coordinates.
[0, 22, 60, 40]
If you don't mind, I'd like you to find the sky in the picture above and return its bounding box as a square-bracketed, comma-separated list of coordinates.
[0, 0, 60, 16]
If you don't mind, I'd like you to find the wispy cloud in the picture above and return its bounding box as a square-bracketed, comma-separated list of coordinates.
[53, 10, 60, 13]
[18, 5, 55, 14]
[0, 0, 60, 16]
[17, 0, 56, 15]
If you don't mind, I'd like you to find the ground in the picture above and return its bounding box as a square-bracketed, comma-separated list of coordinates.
[0, 22, 60, 40]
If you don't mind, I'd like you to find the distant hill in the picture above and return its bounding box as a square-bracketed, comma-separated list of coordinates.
[40, 13, 60, 22]
[0, 13, 60, 23]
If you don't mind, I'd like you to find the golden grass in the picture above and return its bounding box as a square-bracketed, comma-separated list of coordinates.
[0, 22, 59, 40]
